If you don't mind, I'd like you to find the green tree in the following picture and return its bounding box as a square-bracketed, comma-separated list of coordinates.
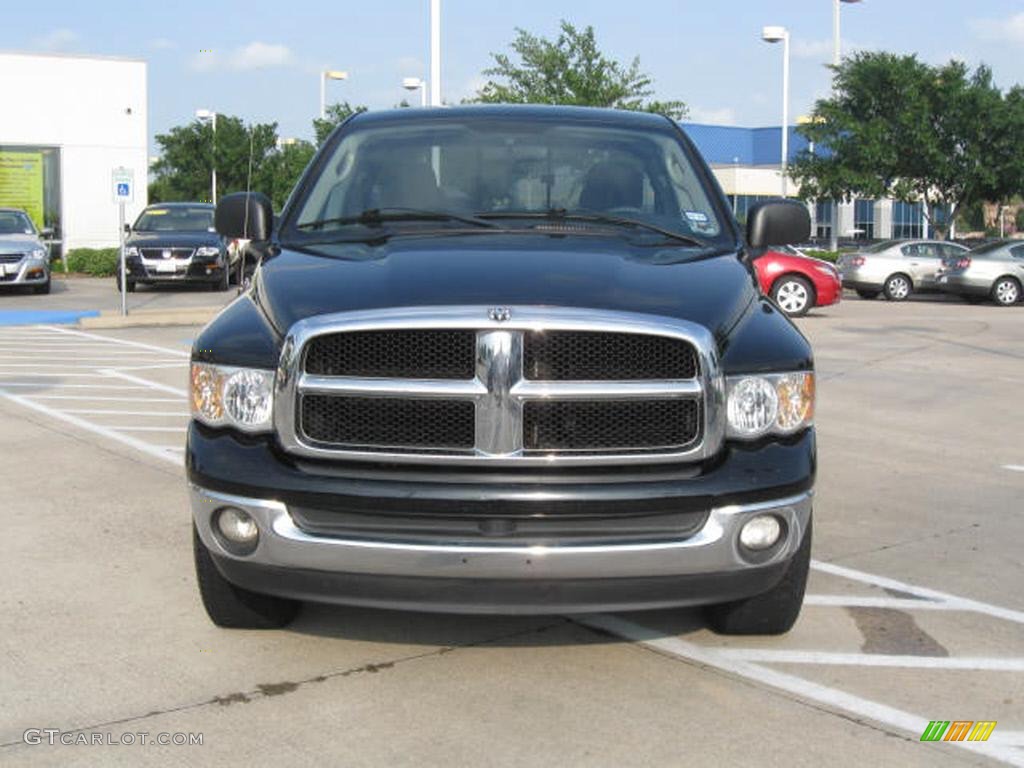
[312, 101, 368, 146]
[790, 53, 1019, 239]
[256, 140, 317, 210]
[149, 116, 279, 203]
[471, 21, 686, 119]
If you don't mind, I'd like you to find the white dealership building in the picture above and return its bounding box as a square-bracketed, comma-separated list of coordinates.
[0, 51, 148, 253]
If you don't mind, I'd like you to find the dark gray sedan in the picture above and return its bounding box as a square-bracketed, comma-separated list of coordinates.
[937, 240, 1024, 307]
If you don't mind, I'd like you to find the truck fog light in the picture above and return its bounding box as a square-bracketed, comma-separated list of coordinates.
[739, 514, 782, 551]
[215, 507, 259, 549]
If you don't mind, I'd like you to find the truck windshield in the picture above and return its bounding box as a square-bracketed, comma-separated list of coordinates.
[288, 117, 729, 246]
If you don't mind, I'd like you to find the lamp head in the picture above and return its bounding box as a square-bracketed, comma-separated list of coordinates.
[761, 26, 788, 43]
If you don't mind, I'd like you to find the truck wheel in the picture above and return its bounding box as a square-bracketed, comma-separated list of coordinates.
[193, 525, 299, 629]
[992, 277, 1021, 306]
[883, 274, 912, 301]
[705, 517, 812, 636]
[771, 276, 814, 317]
[855, 289, 879, 300]
[214, 268, 230, 292]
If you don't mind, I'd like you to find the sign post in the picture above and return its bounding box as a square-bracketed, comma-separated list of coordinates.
[112, 167, 134, 317]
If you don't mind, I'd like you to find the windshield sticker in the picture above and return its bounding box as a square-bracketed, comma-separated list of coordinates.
[683, 210, 709, 224]
[147, 209, 169, 216]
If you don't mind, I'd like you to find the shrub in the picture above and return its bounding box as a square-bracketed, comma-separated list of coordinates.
[803, 249, 841, 263]
[66, 248, 120, 276]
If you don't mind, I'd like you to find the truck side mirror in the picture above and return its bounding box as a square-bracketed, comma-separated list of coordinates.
[123, 223, 131, 235]
[746, 199, 811, 249]
[215, 192, 273, 241]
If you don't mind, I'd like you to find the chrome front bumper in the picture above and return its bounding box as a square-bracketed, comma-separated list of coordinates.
[0, 259, 48, 285]
[190, 484, 812, 582]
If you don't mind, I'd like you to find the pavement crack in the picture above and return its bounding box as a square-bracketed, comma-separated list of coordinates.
[0, 619, 567, 749]
[817, 522, 981, 564]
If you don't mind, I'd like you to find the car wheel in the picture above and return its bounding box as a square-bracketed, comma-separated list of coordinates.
[215, 268, 230, 292]
[992, 277, 1021, 307]
[771, 276, 815, 317]
[33, 277, 51, 295]
[705, 517, 812, 636]
[855, 289, 879, 300]
[193, 525, 299, 629]
[883, 273, 912, 301]
[115, 274, 137, 293]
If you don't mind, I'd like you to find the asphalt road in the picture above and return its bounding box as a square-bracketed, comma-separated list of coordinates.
[1, 295, 1022, 767]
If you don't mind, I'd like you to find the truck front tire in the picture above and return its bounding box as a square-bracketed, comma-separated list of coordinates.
[193, 525, 299, 629]
[705, 517, 811, 636]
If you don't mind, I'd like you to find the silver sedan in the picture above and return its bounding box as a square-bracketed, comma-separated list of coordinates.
[937, 240, 1024, 307]
[836, 239, 968, 301]
[0, 208, 51, 294]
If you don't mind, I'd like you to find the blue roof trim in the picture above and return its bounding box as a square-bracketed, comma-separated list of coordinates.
[681, 123, 812, 166]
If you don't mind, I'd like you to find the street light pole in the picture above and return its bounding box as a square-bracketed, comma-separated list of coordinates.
[831, 0, 861, 247]
[320, 70, 349, 119]
[430, 0, 441, 106]
[762, 26, 790, 198]
[195, 109, 217, 204]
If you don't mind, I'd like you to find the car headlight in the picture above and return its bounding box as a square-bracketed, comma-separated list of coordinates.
[190, 362, 274, 433]
[726, 372, 814, 439]
[195, 246, 221, 258]
[124, 246, 139, 257]
[30, 248, 47, 260]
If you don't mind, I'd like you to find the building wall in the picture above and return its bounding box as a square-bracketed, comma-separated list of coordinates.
[0, 52, 148, 251]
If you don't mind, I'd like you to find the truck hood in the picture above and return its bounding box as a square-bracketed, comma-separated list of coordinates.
[255, 234, 756, 341]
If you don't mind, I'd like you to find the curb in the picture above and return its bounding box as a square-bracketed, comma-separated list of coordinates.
[79, 306, 221, 329]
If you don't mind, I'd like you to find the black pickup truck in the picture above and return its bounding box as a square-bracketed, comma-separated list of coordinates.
[188, 106, 815, 635]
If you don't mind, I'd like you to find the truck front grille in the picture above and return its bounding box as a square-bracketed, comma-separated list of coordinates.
[278, 306, 722, 466]
[305, 330, 475, 379]
[301, 395, 475, 450]
[523, 399, 701, 451]
[524, 331, 697, 380]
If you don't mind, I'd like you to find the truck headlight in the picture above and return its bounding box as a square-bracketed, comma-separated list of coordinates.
[190, 362, 274, 432]
[726, 372, 814, 439]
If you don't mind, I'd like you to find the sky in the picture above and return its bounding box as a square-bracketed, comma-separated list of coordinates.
[5, 0, 1024, 156]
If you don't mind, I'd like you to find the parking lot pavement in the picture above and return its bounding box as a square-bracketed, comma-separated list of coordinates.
[1, 298, 1022, 767]
[0, 274, 235, 319]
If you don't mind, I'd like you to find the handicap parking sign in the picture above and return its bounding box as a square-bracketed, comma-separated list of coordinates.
[112, 167, 134, 203]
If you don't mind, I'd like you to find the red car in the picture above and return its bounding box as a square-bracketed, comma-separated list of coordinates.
[753, 246, 842, 317]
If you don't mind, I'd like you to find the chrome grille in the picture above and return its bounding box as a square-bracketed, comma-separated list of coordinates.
[276, 306, 724, 466]
[0, 254, 24, 265]
[140, 247, 194, 260]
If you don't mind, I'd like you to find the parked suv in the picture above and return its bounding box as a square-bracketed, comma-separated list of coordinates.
[837, 239, 968, 301]
[121, 203, 234, 291]
[0, 208, 51, 294]
[189, 107, 816, 635]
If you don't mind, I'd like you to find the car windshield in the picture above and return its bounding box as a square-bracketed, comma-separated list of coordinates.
[134, 207, 214, 232]
[287, 116, 730, 247]
[0, 211, 37, 236]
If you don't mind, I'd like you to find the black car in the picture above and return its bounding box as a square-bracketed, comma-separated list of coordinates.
[120, 203, 236, 291]
[188, 106, 816, 635]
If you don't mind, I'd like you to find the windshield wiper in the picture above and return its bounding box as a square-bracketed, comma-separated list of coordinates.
[296, 207, 499, 232]
[477, 209, 708, 247]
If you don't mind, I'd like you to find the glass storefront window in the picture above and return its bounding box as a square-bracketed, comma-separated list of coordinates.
[854, 199, 875, 240]
[815, 200, 832, 241]
[0, 145, 62, 249]
[892, 201, 923, 239]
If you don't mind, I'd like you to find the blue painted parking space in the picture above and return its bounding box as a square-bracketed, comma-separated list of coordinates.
[0, 309, 100, 326]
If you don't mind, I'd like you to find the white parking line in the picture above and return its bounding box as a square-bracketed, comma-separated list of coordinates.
[1003, 465, 1024, 473]
[109, 426, 186, 432]
[713, 649, 1024, 671]
[803, 595, 954, 610]
[100, 369, 188, 397]
[61, 409, 190, 416]
[0, 389, 181, 465]
[30, 395, 185, 402]
[811, 560, 1024, 625]
[0, 383, 152, 390]
[579, 613, 1024, 767]
[48, 326, 190, 357]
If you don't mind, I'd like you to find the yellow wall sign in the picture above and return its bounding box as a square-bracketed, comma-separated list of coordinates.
[0, 151, 45, 229]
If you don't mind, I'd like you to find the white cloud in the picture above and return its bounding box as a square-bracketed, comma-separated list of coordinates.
[970, 12, 1024, 43]
[149, 38, 176, 50]
[190, 41, 292, 72]
[33, 28, 78, 51]
[231, 41, 291, 70]
[688, 106, 737, 126]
